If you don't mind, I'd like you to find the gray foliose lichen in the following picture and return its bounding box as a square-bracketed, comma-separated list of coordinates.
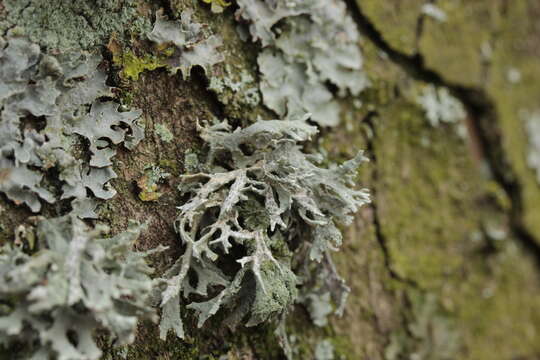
[158, 117, 370, 339]
[147, 9, 225, 79]
[0, 215, 162, 360]
[0, 32, 144, 218]
[235, 0, 369, 126]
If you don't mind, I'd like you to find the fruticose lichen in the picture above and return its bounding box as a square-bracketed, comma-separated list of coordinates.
[158, 117, 370, 339]
[0, 32, 144, 218]
[1, 2, 372, 358]
[0, 215, 162, 360]
[235, 0, 369, 126]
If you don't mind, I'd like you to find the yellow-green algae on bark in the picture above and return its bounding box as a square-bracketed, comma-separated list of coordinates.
[321, 16, 540, 357]
[358, 0, 425, 56]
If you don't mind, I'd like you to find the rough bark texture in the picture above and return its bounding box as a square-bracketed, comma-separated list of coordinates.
[1, 0, 540, 359]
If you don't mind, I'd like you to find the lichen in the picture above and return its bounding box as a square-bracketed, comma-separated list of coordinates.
[113, 50, 166, 81]
[0, 0, 152, 53]
[147, 10, 225, 80]
[421, 4, 447, 23]
[136, 165, 170, 202]
[314, 339, 335, 360]
[235, 0, 369, 126]
[154, 123, 174, 143]
[384, 292, 459, 360]
[0, 32, 144, 218]
[0, 215, 163, 360]
[201, 0, 231, 14]
[416, 84, 466, 127]
[157, 117, 370, 340]
[208, 66, 261, 109]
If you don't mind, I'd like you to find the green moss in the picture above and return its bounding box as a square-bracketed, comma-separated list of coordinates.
[359, 0, 425, 55]
[452, 240, 540, 359]
[372, 100, 486, 289]
[101, 320, 202, 360]
[485, 1, 540, 244]
[419, 0, 495, 86]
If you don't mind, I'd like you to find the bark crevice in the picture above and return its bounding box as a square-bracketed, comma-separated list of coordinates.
[347, 0, 540, 271]
[364, 111, 421, 289]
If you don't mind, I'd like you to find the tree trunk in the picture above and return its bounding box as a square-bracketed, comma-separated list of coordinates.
[1, 0, 540, 359]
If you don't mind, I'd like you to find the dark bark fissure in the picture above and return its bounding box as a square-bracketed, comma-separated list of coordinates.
[346, 0, 540, 271]
[363, 111, 420, 289]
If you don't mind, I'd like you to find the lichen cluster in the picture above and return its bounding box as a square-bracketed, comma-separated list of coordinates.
[0, 32, 143, 218]
[0, 215, 160, 360]
[236, 0, 369, 126]
[158, 118, 370, 339]
[0, 1, 371, 358]
[147, 10, 224, 80]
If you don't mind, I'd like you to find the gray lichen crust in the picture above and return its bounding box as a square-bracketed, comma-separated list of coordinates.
[0, 215, 161, 360]
[0, 0, 151, 53]
[0, 32, 144, 217]
[158, 118, 370, 339]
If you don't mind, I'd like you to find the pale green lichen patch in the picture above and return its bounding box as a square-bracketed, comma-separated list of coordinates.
[0, 215, 162, 359]
[136, 165, 170, 202]
[0, 0, 152, 53]
[154, 123, 174, 143]
[385, 292, 460, 360]
[415, 84, 466, 127]
[523, 111, 540, 183]
[208, 65, 261, 109]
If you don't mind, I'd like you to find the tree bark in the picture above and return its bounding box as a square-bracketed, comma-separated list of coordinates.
[1, 1, 540, 359]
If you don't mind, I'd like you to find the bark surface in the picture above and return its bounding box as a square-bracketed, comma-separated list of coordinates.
[1, 1, 540, 359]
